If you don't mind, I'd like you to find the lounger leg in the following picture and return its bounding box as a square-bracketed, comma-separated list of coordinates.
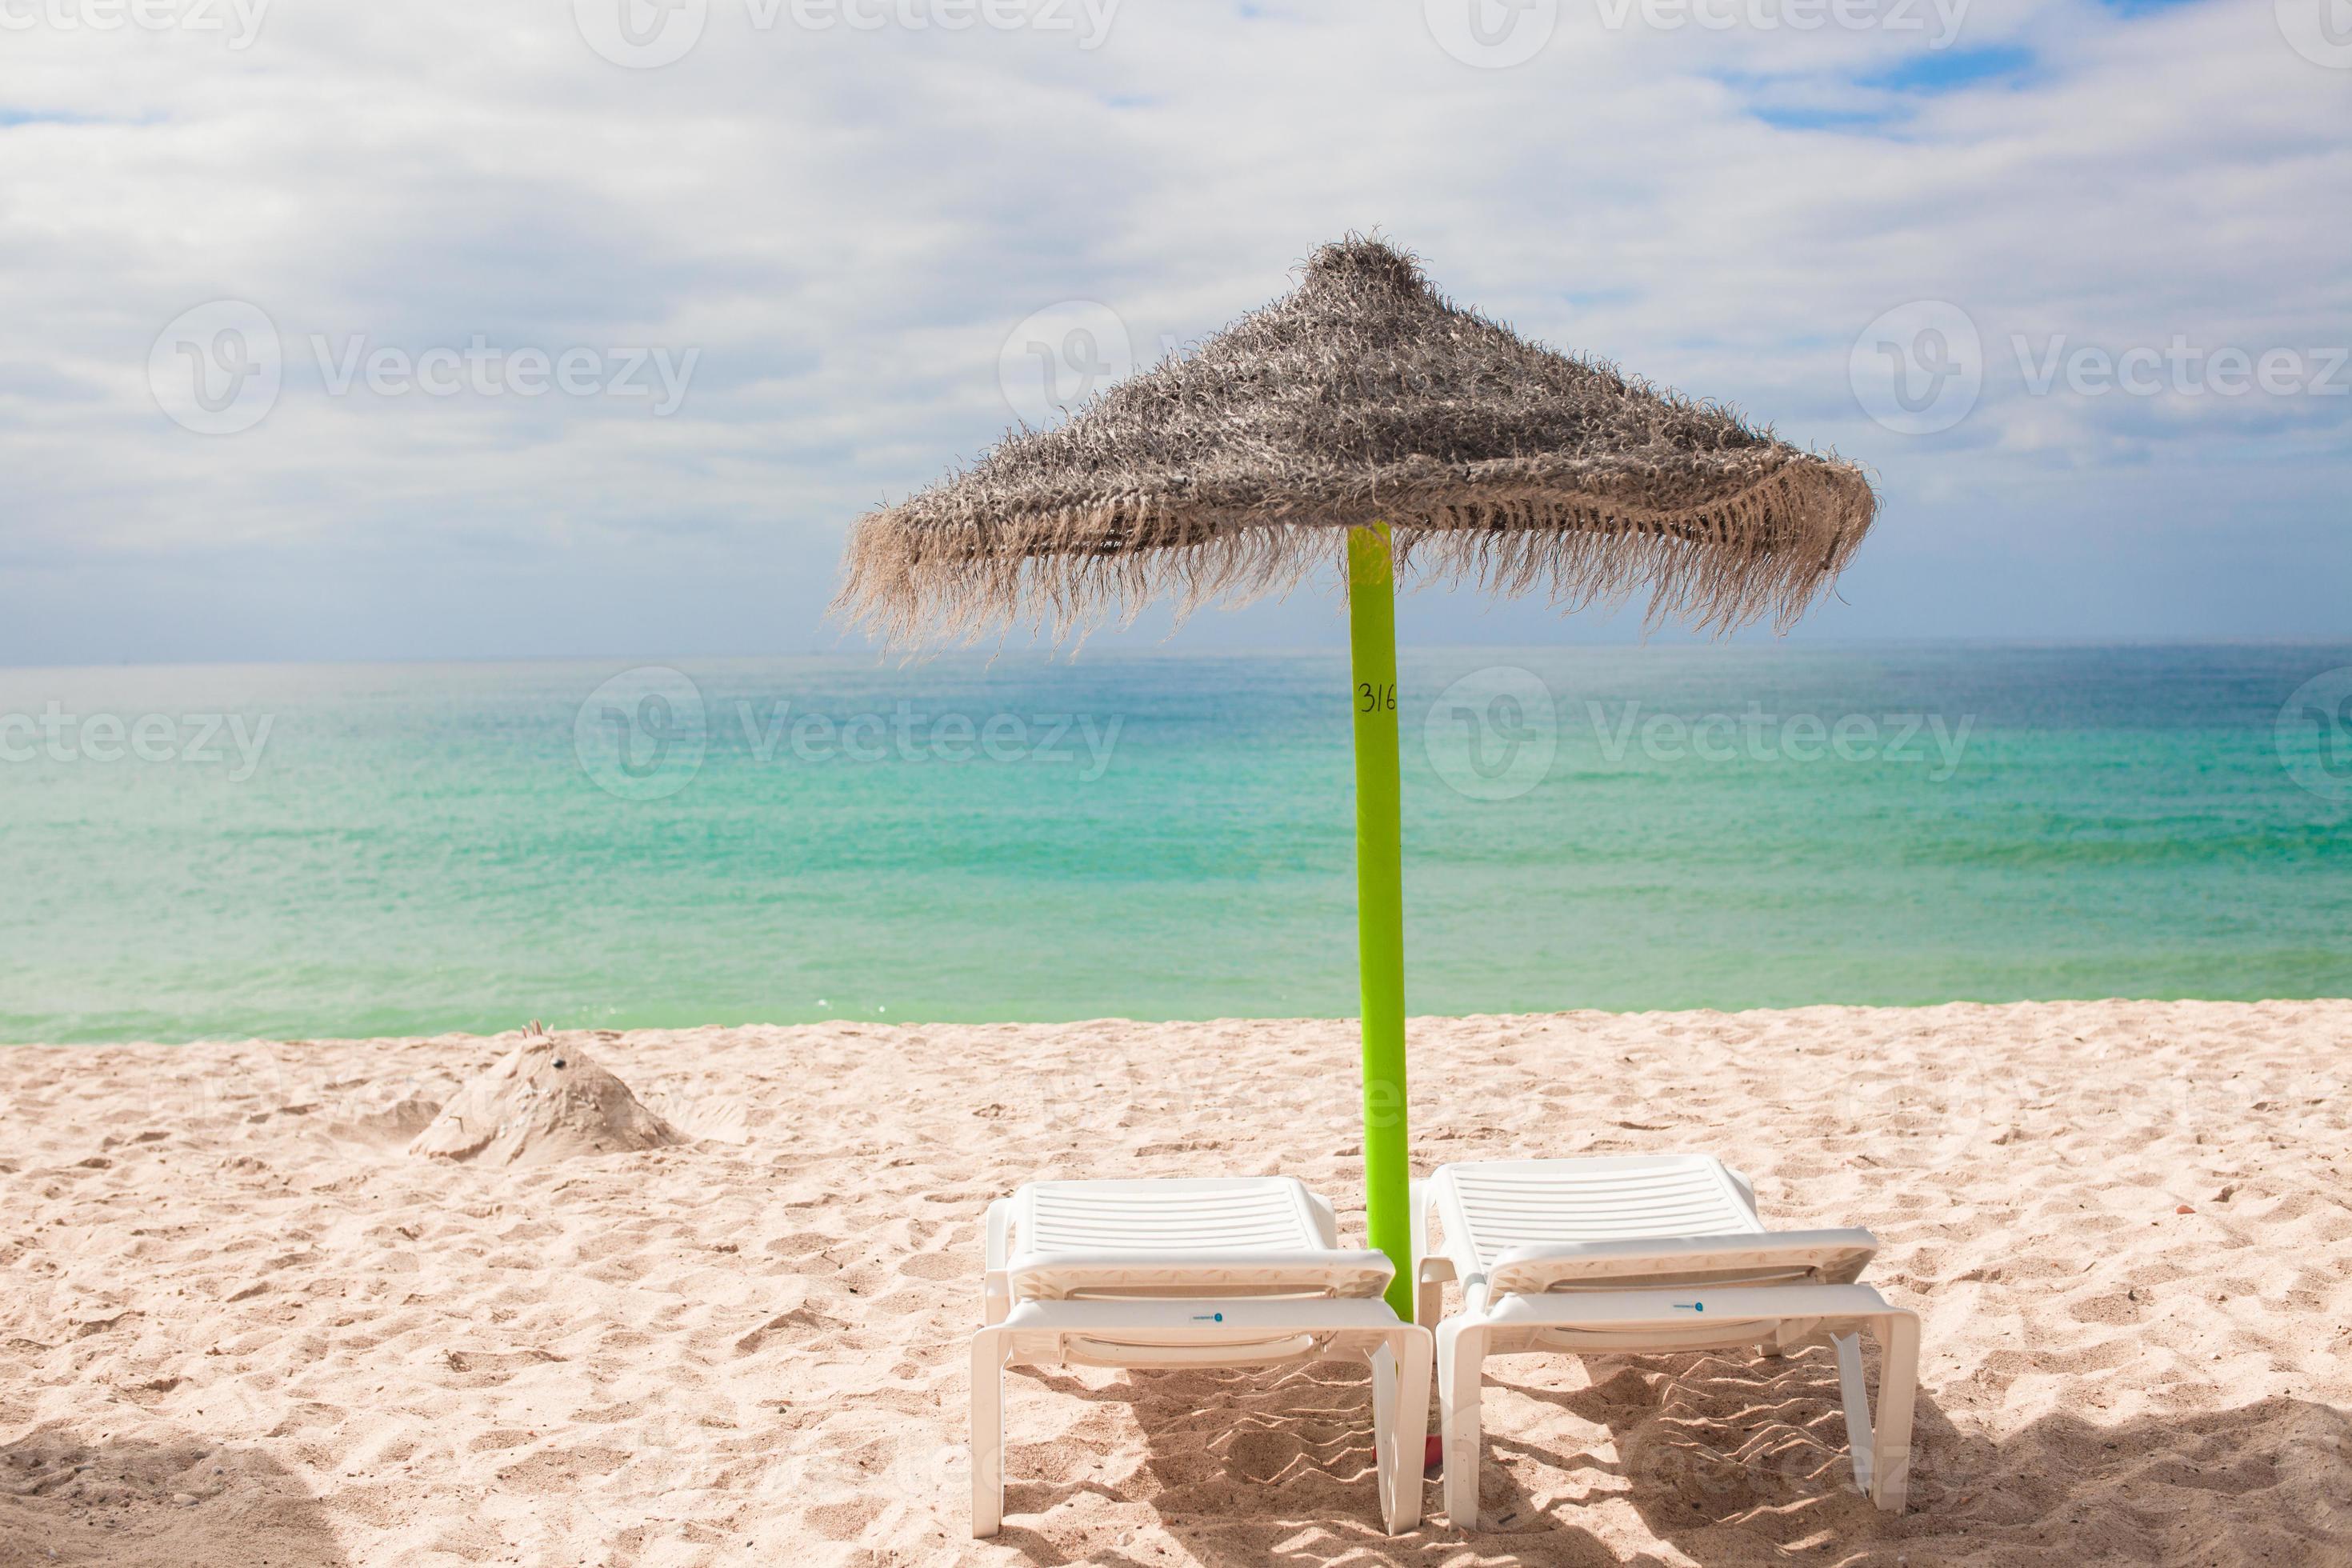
[970, 1330, 1007, 1538]
[1868, 1311, 1919, 1511]
[1834, 1316, 1919, 1512]
[1375, 1330, 1432, 1534]
[1834, 1330, 1874, 1500]
[1435, 1318, 1484, 1529]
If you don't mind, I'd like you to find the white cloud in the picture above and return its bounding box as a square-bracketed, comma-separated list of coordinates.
[0, 0, 2344, 660]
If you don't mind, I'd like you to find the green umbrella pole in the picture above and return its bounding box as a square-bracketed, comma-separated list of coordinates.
[1347, 522, 1412, 1321]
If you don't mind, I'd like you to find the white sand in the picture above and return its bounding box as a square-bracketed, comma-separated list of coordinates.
[2, 1000, 2347, 1566]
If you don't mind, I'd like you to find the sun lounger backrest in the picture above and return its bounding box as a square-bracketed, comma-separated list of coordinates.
[1004, 1177, 1390, 1302]
[1023, 1177, 1325, 1253]
[1442, 1155, 1763, 1269]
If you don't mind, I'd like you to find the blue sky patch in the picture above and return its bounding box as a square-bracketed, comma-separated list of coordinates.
[1865, 45, 2036, 94]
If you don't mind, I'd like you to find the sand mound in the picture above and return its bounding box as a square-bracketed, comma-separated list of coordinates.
[407, 1031, 684, 1166]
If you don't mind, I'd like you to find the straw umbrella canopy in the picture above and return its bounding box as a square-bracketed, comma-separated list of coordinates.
[836, 237, 1877, 1313]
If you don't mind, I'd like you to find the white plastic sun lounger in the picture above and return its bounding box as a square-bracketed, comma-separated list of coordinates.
[1414, 1154, 1918, 1528]
[973, 1176, 1432, 1537]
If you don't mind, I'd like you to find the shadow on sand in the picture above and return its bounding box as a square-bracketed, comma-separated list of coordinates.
[0, 1423, 349, 1568]
[983, 1350, 2350, 1566]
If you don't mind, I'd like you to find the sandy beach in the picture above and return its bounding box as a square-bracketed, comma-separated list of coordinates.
[3, 999, 2347, 1566]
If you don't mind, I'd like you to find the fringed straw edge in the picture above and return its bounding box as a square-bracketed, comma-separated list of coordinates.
[834, 459, 1876, 649]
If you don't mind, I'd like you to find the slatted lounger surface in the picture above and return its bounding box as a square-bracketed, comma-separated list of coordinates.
[973, 1176, 1432, 1536]
[1414, 1154, 1918, 1528]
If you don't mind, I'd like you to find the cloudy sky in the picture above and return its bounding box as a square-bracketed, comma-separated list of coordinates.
[3, 0, 2346, 665]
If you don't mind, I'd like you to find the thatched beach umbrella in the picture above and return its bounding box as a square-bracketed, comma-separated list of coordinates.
[836, 237, 1875, 1314]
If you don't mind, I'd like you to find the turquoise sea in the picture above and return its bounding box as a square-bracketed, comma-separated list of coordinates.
[2, 645, 2348, 1045]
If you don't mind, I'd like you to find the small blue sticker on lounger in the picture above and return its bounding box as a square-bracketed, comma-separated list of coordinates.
[1191, 1312, 1223, 1322]
[1674, 1302, 1704, 1312]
